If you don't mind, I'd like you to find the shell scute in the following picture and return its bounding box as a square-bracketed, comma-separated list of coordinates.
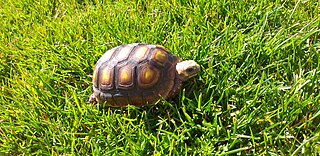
[151, 49, 168, 67]
[138, 63, 160, 89]
[99, 64, 114, 90]
[115, 45, 133, 62]
[117, 63, 135, 89]
[132, 45, 149, 62]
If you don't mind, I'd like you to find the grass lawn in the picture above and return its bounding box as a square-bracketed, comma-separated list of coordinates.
[1, 0, 319, 155]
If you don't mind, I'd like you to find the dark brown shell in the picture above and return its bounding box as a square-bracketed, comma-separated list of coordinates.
[92, 43, 181, 107]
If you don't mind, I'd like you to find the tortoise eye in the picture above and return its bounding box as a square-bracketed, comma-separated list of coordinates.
[186, 68, 195, 73]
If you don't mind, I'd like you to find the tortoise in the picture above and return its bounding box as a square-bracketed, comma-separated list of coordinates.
[89, 43, 200, 107]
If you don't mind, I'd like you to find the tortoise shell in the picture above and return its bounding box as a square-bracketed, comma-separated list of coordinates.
[90, 43, 181, 107]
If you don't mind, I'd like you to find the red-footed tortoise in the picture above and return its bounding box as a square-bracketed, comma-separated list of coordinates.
[89, 43, 200, 107]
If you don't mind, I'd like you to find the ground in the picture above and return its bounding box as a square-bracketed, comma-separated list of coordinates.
[0, 0, 319, 155]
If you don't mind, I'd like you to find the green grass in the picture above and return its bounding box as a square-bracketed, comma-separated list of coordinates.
[1, 0, 319, 155]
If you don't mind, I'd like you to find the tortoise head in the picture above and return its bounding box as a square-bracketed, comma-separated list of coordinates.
[176, 60, 200, 81]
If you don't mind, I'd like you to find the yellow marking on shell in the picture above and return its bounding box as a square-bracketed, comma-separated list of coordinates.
[153, 49, 168, 66]
[119, 66, 132, 85]
[100, 67, 112, 85]
[133, 46, 148, 61]
[116, 46, 132, 61]
[143, 69, 154, 83]
[139, 64, 160, 89]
